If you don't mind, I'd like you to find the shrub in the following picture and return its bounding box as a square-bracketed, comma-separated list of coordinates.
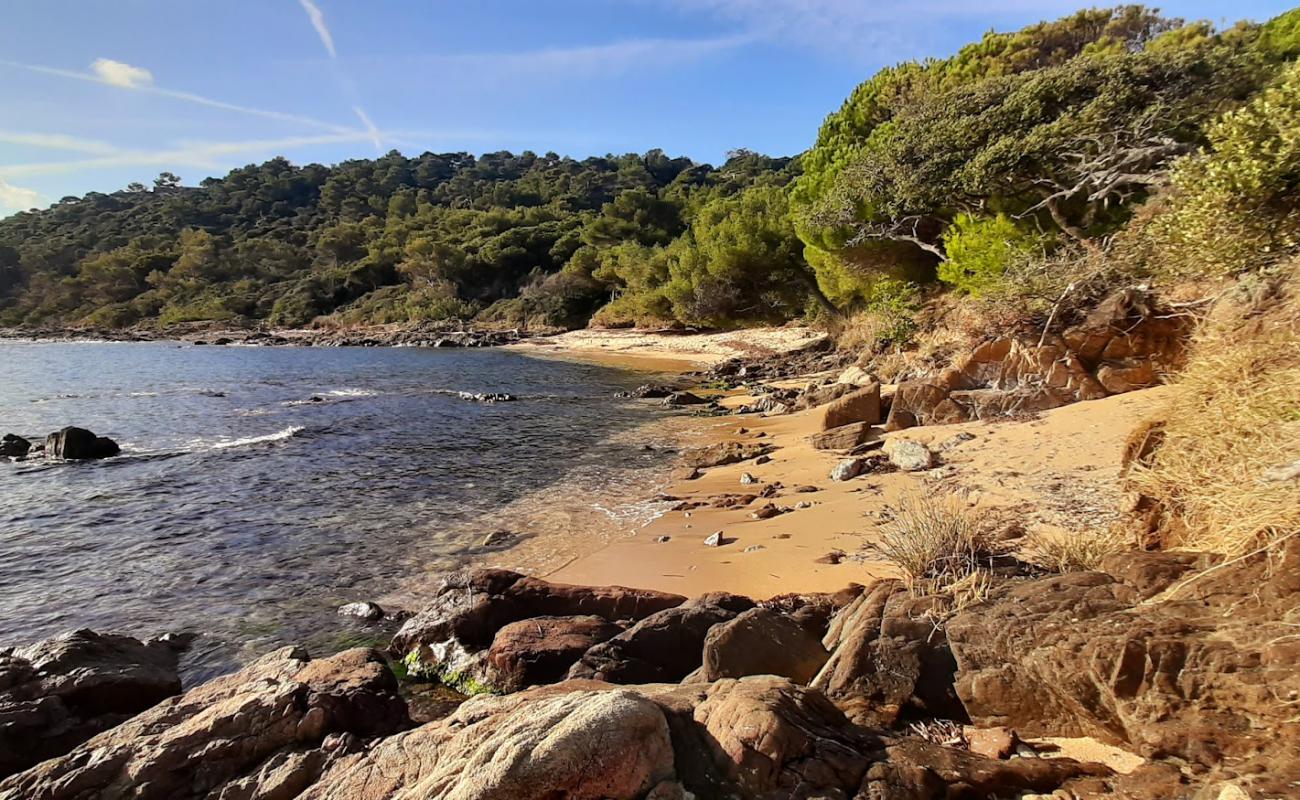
[1026, 527, 1130, 572]
[939, 213, 1048, 296]
[874, 493, 1000, 593]
[1148, 60, 1300, 279]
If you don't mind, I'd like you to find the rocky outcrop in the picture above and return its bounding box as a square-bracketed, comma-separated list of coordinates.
[0, 630, 182, 779]
[946, 540, 1300, 794]
[568, 602, 739, 683]
[393, 569, 684, 692]
[0, 434, 30, 458]
[44, 426, 120, 459]
[0, 646, 410, 799]
[680, 441, 775, 468]
[885, 288, 1191, 430]
[817, 383, 882, 430]
[812, 581, 967, 728]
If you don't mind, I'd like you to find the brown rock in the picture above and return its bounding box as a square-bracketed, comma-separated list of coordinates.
[818, 383, 882, 430]
[484, 615, 625, 693]
[946, 540, 1300, 791]
[680, 441, 774, 469]
[0, 629, 181, 779]
[808, 421, 879, 451]
[1096, 360, 1159, 394]
[700, 608, 831, 684]
[964, 726, 1019, 759]
[567, 604, 737, 683]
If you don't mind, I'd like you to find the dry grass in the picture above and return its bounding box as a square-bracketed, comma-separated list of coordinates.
[1025, 527, 1131, 573]
[1127, 262, 1300, 556]
[874, 493, 1001, 593]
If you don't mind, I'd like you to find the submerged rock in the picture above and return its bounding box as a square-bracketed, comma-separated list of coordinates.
[457, 391, 516, 403]
[662, 391, 707, 407]
[44, 426, 120, 459]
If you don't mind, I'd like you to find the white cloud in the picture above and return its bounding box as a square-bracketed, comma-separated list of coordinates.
[298, 0, 337, 58]
[0, 178, 43, 211]
[90, 57, 153, 89]
[0, 59, 356, 134]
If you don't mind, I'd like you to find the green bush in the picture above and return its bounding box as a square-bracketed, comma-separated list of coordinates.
[1149, 60, 1300, 277]
[939, 214, 1047, 296]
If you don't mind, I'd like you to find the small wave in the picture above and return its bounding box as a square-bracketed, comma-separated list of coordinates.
[326, 389, 377, 398]
[210, 426, 307, 450]
[282, 388, 378, 407]
[128, 391, 159, 397]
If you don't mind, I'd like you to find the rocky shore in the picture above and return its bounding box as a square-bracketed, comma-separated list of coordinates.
[2, 287, 1295, 799]
[0, 322, 526, 348]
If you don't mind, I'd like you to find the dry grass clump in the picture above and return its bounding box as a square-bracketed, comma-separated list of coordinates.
[875, 493, 1001, 593]
[1127, 262, 1300, 556]
[1025, 527, 1131, 573]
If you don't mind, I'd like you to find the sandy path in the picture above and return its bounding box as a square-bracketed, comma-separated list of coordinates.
[547, 386, 1170, 597]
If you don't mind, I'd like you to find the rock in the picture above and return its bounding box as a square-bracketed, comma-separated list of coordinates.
[703, 531, 727, 547]
[743, 544, 765, 553]
[0, 647, 412, 799]
[814, 551, 844, 565]
[795, 381, 855, 410]
[700, 608, 831, 684]
[809, 421, 878, 451]
[684, 592, 756, 614]
[483, 615, 624, 693]
[0, 434, 30, 458]
[739, 472, 758, 485]
[888, 439, 934, 471]
[672, 466, 702, 480]
[44, 426, 120, 459]
[831, 457, 866, 481]
[836, 365, 877, 387]
[818, 382, 882, 430]
[813, 581, 966, 727]
[662, 391, 706, 406]
[1096, 359, 1159, 393]
[680, 441, 774, 468]
[945, 540, 1300, 792]
[939, 431, 977, 450]
[479, 530, 515, 547]
[0, 630, 182, 779]
[336, 601, 385, 621]
[749, 503, 787, 520]
[622, 383, 675, 399]
[458, 391, 516, 403]
[392, 569, 685, 690]
[754, 454, 772, 465]
[965, 726, 1019, 759]
[654, 535, 672, 543]
[568, 603, 738, 683]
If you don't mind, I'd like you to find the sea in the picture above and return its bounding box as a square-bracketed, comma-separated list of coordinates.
[0, 340, 680, 682]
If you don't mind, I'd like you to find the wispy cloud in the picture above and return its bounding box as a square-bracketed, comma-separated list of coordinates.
[352, 106, 383, 152]
[297, 0, 337, 59]
[0, 130, 120, 155]
[0, 178, 44, 211]
[295, 0, 384, 154]
[0, 132, 386, 179]
[89, 57, 153, 89]
[0, 59, 355, 134]
[420, 33, 755, 78]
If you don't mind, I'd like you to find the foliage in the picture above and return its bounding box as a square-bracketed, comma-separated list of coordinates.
[874, 493, 1000, 593]
[938, 214, 1048, 296]
[1145, 59, 1300, 277]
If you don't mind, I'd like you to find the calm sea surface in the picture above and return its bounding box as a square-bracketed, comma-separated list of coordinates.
[0, 341, 674, 681]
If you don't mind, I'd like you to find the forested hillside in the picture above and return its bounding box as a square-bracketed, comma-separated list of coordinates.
[2, 5, 1297, 332]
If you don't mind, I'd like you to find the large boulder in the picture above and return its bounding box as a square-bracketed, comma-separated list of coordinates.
[809, 421, 878, 452]
[812, 581, 966, 728]
[699, 608, 830, 684]
[946, 541, 1300, 794]
[0, 629, 181, 779]
[392, 569, 684, 692]
[568, 603, 738, 683]
[0, 646, 411, 799]
[817, 383, 882, 430]
[44, 426, 120, 460]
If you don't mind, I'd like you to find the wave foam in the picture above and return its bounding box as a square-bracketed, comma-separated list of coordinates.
[210, 426, 307, 450]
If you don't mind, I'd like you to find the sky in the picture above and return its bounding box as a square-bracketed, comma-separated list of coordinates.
[1, 1, 1294, 214]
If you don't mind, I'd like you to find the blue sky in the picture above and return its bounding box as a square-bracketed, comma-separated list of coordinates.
[1, 1, 1293, 214]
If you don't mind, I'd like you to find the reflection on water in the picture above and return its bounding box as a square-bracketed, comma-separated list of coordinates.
[0, 341, 675, 682]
